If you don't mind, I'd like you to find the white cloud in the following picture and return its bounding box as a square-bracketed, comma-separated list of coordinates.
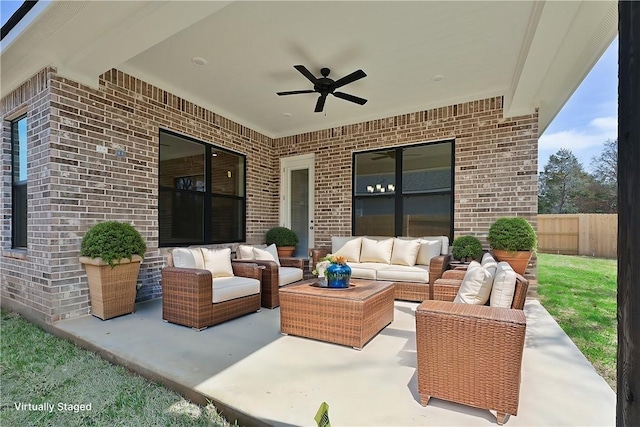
[539, 116, 617, 171]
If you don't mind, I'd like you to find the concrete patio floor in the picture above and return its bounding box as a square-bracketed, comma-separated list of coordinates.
[53, 298, 615, 427]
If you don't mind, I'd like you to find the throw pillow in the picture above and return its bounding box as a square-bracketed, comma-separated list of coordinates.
[490, 262, 518, 308]
[253, 244, 281, 266]
[333, 237, 363, 262]
[202, 248, 234, 278]
[172, 248, 198, 269]
[360, 237, 394, 264]
[415, 240, 441, 265]
[390, 238, 421, 266]
[453, 261, 494, 305]
[237, 244, 255, 260]
[481, 252, 496, 266]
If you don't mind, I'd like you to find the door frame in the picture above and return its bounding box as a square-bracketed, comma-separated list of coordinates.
[280, 153, 315, 256]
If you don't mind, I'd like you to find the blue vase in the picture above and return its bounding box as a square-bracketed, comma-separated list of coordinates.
[326, 263, 352, 288]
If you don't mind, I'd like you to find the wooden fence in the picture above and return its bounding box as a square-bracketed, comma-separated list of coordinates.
[537, 214, 617, 258]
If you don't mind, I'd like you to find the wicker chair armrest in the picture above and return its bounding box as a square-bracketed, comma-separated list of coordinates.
[428, 254, 452, 299]
[279, 257, 305, 269]
[442, 269, 466, 280]
[233, 259, 279, 281]
[161, 267, 212, 300]
[311, 248, 330, 267]
[417, 300, 526, 324]
[231, 261, 262, 280]
[432, 278, 462, 301]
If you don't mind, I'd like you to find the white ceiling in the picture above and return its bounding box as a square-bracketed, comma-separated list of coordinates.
[1, 1, 617, 138]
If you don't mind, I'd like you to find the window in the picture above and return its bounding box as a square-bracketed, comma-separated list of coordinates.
[353, 141, 453, 238]
[159, 130, 246, 246]
[11, 116, 27, 249]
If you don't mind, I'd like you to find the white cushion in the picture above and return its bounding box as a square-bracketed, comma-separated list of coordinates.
[253, 244, 281, 266]
[212, 276, 260, 303]
[237, 244, 255, 260]
[481, 252, 496, 266]
[453, 261, 494, 305]
[360, 237, 394, 264]
[490, 262, 518, 308]
[346, 262, 378, 280]
[172, 248, 205, 269]
[279, 266, 304, 286]
[202, 248, 234, 278]
[416, 240, 441, 265]
[422, 235, 450, 254]
[390, 238, 421, 266]
[376, 264, 429, 283]
[333, 237, 363, 262]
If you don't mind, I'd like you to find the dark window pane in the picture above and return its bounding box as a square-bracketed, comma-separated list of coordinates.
[159, 133, 205, 191]
[12, 183, 27, 248]
[211, 150, 245, 196]
[354, 197, 395, 236]
[159, 189, 204, 245]
[211, 197, 244, 242]
[12, 116, 28, 249]
[403, 143, 452, 194]
[354, 151, 396, 196]
[403, 194, 451, 237]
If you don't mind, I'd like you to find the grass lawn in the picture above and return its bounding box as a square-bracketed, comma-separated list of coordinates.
[0, 310, 234, 427]
[537, 253, 617, 391]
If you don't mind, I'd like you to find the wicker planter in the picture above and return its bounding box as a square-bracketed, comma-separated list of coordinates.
[491, 249, 532, 276]
[79, 255, 142, 320]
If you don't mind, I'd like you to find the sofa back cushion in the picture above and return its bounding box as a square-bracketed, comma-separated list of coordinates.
[390, 238, 421, 266]
[453, 261, 494, 305]
[202, 248, 234, 278]
[421, 235, 450, 255]
[333, 237, 363, 262]
[490, 262, 518, 308]
[172, 248, 205, 269]
[360, 237, 394, 264]
[253, 244, 281, 266]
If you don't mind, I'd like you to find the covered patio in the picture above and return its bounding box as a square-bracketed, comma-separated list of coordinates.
[53, 297, 615, 426]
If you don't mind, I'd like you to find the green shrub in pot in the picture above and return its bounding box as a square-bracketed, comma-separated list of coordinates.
[451, 235, 484, 262]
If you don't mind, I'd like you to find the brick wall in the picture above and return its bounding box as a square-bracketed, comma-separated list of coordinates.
[1, 67, 537, 323]
[274, 97, 538, 249]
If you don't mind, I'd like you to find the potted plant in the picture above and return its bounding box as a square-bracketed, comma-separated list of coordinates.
[79, 221, 146, 320]
[451, 235, 484, 262]
[266, 226, 299, 257]
[487, 217, 537, 275]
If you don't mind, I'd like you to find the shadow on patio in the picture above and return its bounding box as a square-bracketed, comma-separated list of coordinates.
[52, 298, 615, 427]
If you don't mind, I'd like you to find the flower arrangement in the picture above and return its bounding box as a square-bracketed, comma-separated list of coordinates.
[313, 255, 347, 277]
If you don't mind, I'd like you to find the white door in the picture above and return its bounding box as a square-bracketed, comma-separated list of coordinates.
[280, 154, 315, 258]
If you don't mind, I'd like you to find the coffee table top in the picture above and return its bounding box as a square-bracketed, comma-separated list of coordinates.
[280, 279, 393, 301]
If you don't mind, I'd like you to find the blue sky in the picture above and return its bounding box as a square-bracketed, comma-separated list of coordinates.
[1, 1, 617, 173]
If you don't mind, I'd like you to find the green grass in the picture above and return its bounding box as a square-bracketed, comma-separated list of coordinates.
[537, 253, 617, 390]
[0, 310, 235, 427]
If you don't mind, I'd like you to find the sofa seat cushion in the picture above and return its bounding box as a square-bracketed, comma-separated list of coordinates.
[376, 264, 429, 283]
[346, 262, 379, 280]
[279, 266, 304, 286]
[212, 276, 260, 303]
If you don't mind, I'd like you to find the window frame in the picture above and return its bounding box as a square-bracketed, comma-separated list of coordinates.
[11, 115, 28, 249]
[158, 129, 247, 247]
[351, 140, 455, 239]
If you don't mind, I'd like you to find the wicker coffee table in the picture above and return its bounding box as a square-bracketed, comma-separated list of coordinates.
[279, 279, 394, 350]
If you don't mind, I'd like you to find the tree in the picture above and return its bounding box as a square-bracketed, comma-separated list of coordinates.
[538, 148, 589, 213]
[587, 138, 617, 213]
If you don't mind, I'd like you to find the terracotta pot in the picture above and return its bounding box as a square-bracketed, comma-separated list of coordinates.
[276, 246, 296, 257]
[490, 249, 532, 276]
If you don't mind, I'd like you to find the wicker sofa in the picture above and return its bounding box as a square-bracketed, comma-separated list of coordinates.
[415, 256, 529, 425]
[312, 236, 452, 302]
[234, 244, 304, 309]
[162, 248, 262, 330]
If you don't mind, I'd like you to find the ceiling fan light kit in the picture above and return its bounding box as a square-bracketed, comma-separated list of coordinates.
[277, 65, 367, 113]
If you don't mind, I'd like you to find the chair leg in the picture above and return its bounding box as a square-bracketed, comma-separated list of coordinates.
[496, 412, 508, 425]
[419, 395, 431, 406]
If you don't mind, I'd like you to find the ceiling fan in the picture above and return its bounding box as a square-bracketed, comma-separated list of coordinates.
[277, 65, 367, 113]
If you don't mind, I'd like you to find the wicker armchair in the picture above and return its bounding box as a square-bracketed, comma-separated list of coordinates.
[233, 257, 304, 309]
[415, 273, 528, 425]
[162, 261, 262, 330]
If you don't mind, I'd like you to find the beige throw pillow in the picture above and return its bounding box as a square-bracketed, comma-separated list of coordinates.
[253, 244, 281, 266]
[453, 261, 494, 305]
[334, 237, 363, 262]
[490, 262, 518, 308]
[416, 240, 441, 265]
[237, 245, 255, 260]
[360, 237, 394, 264]
[172, 248, 205, 269]
[390, 238, 421, 266]
[202, 248, 234, 278]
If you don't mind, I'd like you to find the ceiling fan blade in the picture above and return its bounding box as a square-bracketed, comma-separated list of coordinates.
[294, 65, 319, 84]
[314, 94, 327, 113]
[277, 90, 316, 96]
[333, 91, 368, 105]
[331, 69, 366, 90]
